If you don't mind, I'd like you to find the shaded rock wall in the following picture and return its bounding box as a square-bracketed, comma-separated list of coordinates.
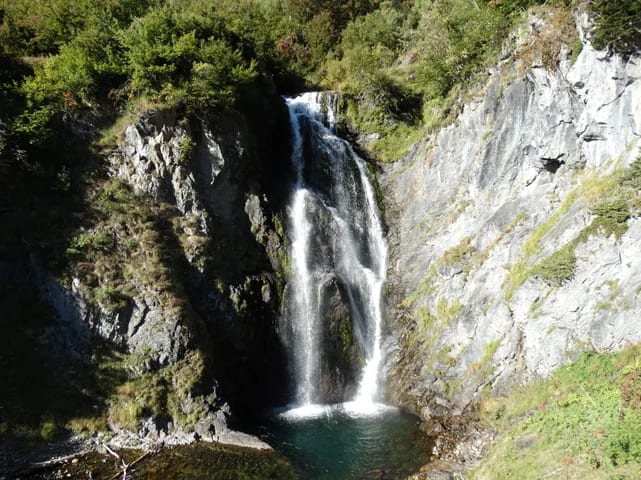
[39, 98, 293, 443]
[382, 15, 641, 419]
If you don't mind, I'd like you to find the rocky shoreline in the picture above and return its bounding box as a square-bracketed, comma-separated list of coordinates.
[1, 432, 287, 480]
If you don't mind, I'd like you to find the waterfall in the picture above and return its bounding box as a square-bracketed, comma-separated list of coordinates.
[283, 92, 388, 417]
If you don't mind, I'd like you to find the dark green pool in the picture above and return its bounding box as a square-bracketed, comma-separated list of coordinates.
[258, 404, 433, 480]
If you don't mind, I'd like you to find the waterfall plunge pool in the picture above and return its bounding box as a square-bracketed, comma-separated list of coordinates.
[256, 404, 434, 480]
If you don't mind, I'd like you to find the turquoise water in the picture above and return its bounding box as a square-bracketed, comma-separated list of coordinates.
[259, 405, 433, 480]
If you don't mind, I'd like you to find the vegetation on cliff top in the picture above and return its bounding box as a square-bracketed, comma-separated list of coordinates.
[504, 155, 641, 300]
[1, 0, 639, 161]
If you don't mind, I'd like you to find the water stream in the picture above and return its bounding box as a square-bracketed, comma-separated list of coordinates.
[284, 92, 388, 414]
[266, 93, 431, 478]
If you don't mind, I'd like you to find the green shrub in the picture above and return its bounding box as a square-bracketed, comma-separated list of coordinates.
[439, 236, 476, 267]
[95, 286, 130, 312]
[417, 1, 504, 90]
[532, 242, 577, 286]
[474, 347, 641, 478]
[621, 157, 641, 189]
[119, 4, 256, 108]
[590, 0, 641, 54]
[39, 421, 59, 441]
[590, 198, 630, 239]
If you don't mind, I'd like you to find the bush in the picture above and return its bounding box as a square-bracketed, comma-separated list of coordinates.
[412, 0, 506, 99]
[474, 347, 641, 477]
[95, 286, 130, 312]
[532, 243, 577, 286]
[591, 0, 641, 54]
[590, 198, 630, 239]
[119, 4, 256, 108]
[39, 421, 59, 441]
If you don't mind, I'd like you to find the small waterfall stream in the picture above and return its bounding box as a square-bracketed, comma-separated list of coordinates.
[283, 92, 388, 416]
[260, 93, 432, 479]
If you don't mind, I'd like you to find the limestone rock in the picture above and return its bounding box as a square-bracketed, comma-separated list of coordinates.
[383, 28, 641, 418]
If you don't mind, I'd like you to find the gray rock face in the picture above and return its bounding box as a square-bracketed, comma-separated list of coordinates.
[36, 101, 291, 447]
[382, 26, 641, 417]
[110, 111, 203, 218]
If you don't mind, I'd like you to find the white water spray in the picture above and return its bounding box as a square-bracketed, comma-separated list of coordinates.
[284, 92, 389, 417]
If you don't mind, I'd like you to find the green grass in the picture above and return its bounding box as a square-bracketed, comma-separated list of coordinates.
[401, 265, 438, 308]
[372, 122, 426, 163]
[504, 157, 641, 301]
[522, 189, 578, 258]
[531, 242, 577, 286]
[438, 236, 476, 268]
[475, 212, 527, 266]
[472, 346, 641, 479]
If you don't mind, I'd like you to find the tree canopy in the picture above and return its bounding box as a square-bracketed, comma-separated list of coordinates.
[0, 0, 638, 155]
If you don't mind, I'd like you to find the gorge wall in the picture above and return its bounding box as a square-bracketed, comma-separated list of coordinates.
[382, 14, 641, 425]
[30, 96, 295, 447]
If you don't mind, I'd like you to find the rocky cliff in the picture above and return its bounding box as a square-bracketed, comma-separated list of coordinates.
[382, 13, 641, 424]
[28, 96, 294, 447]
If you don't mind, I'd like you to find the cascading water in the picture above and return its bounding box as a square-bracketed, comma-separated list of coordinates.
[260, 93, 433, 479]
[283, 92, 388, 416]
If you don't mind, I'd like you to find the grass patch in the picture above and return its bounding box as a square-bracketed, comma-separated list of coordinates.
[505, 157, 641, 301]
[438, 236, 476, 269]
[475, 212, 527, 266]
[504, 261, 532, 302]
[94, 97, 165, 152]
[595, 280, 631, 314]
[436, 297, 463, 325]
[467, 339, 502, 381]
[65, 176, 199, 320]
[531, 242, 577, 286]
[404, 296, 463, 351]
[371, 122, 426, 163]
[105, 349, 208, 433]
[401, 265, 438, 308]
[522, 189, 578, 258]
[473, 346, 641, 479]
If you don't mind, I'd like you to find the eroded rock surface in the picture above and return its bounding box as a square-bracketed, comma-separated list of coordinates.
[383, 17, 641, 419]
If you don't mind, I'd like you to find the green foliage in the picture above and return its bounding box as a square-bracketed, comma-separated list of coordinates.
[0, 0, 96, 55]
[473, 346, 641, 478]
[108, 350, 208, 431]
[590, 198, 631, 239]
[325, 8, 401, 94]
[519, 193, 628, 288]
[506, 157, 641, 299]
[523, 190, 578, 257]
[590, 0, 641, 55]
[412, 0, 505, 98]
[438, 236, 476, 269]
[532, 242, 577, 286]
[118, 4, 256, 107]
[436, 297, 463, 325]
[8, 0, 281, 149]
[402, 265, 437, 307]
[622, 156, 641, 189]
[321, 0, 580, 162]
[95, 286, 130, 312]
[178, 136, 196, 164]
[468, 339, 502, 378]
